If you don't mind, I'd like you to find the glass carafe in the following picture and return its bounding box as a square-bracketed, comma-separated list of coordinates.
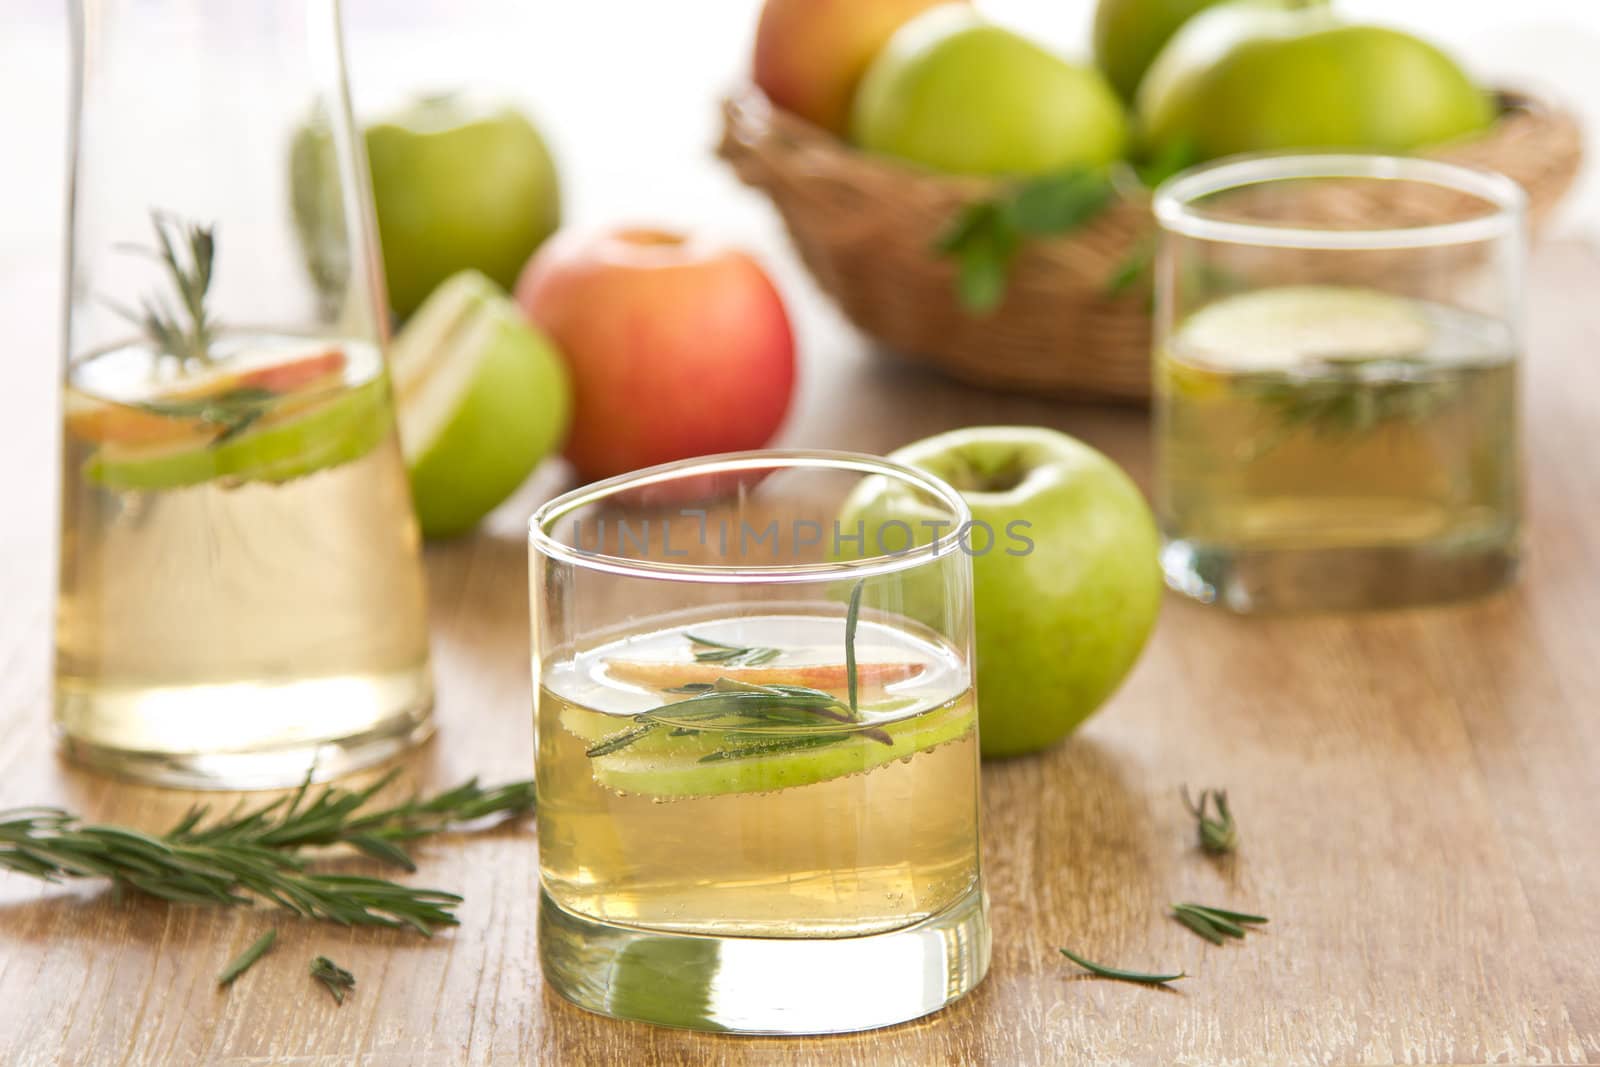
[57, 0, 434, 788]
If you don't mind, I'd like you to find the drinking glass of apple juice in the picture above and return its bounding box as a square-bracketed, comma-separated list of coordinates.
[55, 0, 433, 787]
[531, 452, 989, 1034]
[1152, 154, 1526, 612]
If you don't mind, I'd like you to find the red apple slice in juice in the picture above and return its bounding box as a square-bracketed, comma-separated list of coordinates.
[72, 345, 393, 490]
[65, 347, 347, 446]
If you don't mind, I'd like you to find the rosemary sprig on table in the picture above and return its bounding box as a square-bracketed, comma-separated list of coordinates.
[587, 580, 883, 761]
[0, 774, 534, 934]
[1182, 786, 1238, 854]
[1057, 792, 1268, 986]
[1058, 947, 1185, 986]
[685, 633, 781, 667]
[310, 956, 357, 1005]
[107, 211, 219, 366]
[166, 771, 535, 871]
[217, 929, 278, 987]
[1171, 902, 1269, 945]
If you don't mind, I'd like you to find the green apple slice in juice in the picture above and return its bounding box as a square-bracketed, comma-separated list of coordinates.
[538, 614, 975, 799]
[67, 337, 395, 491]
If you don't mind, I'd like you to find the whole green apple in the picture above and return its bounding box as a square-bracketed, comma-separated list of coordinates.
[851, 7, 1127, 176]
[1092, 0, 1226, 102]
[389, 270, 571, 538]
[365, 93, 561, 318]
[838, 427, 1163, 757]
[1138, 3, 1493, 161]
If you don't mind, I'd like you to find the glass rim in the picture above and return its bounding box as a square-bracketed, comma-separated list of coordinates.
[1152, 153, 1527, 251]
[528, 449, 975, 585]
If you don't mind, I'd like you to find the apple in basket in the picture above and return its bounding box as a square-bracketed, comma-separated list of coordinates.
[1138, 2, 1494, 162]
[751, 0, 961, 135]
[1091, 0, 1228, 102]
[851, 6, 1127, 176]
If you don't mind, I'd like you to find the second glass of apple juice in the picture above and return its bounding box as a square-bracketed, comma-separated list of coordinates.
[531, 451, 989, 1034]
[1153, 154, 1526, 612]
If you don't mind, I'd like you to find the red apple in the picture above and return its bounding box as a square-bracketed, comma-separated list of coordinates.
[515, 228, 796, 483]
[752, 0, 963, 135]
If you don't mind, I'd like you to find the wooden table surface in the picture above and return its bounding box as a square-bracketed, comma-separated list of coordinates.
[1, 234, 1598, 1065]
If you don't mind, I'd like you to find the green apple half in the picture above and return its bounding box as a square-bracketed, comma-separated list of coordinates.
[839, 427, 1163, 757]
[562, 700, 974, 799]
[390, 270, 572, 539]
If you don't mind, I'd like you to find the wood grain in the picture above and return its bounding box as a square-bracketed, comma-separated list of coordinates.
[2, 243, 1599, 1066]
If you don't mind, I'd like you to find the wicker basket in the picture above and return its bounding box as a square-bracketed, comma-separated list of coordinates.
[718, 87, 1582, 402]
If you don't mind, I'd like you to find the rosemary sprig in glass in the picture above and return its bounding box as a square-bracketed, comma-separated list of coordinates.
[685, 633, 781, 667]
[1240, 356, 1462, 453]
[107, 210, 219, 367]
[584, 678, 893, 760]
[845, 579, 864, 715]
[587, 580, 884, 762]
[0, 773, 534, 934]
[132, 387, 280, 448]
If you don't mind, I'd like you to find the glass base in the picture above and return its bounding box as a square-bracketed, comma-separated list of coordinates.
[54, 665, 435, 790]
[1162, 536, 1518, 613]
[538, 882, 990, 1035]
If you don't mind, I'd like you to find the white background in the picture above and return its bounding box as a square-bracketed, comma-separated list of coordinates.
[3, 0, 1597, 470]
[7, 0, 1600, 273]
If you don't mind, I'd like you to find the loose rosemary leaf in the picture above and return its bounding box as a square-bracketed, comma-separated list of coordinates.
[1171, 906, 1229, 944]
[1172, 902, 1269, 945]
[217, 929, 277, 987]
[1182, 786, 1238, 854]
[310, 955, 356, 1005]
[1179, 903, 1268, 926]
[1058, 947, 1185, 985]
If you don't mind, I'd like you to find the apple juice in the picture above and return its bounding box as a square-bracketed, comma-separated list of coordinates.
[536, 613, 981, 938]
[56, 335, 433, 784]
[1156, 286, 1519, 609]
